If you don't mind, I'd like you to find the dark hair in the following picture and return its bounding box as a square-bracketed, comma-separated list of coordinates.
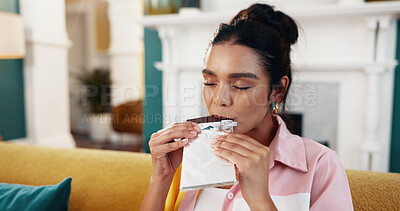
[209, 3, 299, 111]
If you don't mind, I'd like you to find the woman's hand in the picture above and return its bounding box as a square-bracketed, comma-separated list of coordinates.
[149, 122, 201, 181]
[211, 133, 277, 211]
[140, 122, 200, 211]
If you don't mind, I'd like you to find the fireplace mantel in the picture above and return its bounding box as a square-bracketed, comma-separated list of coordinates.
[139, 2, 400, 172]
[140, 2, 400, 26]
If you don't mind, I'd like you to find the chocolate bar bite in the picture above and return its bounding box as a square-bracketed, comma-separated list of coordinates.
[186, 115, 233, 124]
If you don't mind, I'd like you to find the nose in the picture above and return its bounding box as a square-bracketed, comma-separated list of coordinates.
[213, 84, 231, 106]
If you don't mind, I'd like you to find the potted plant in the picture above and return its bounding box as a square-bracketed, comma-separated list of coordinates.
[76, 69, 112, 143]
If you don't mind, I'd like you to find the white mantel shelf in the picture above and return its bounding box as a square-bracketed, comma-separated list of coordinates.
[154, 61, 398, 73]
[139, 1, 400, 27]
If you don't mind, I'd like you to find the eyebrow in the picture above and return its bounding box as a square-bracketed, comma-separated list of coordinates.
[202, 69, 259, 79]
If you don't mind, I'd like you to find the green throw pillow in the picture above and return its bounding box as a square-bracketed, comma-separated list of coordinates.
[0, 177, 72, 211]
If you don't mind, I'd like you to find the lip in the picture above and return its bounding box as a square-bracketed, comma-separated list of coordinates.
[212, 114, 233, 120]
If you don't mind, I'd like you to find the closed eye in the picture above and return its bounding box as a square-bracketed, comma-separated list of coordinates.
[233, 85, 250, 90]
[204, 83, 250, 90]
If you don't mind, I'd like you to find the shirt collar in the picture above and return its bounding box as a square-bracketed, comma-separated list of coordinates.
[268, 115, 308, 173]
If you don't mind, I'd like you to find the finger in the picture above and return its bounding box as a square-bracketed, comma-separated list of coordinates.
[151, 122, 200, 140]
[214, 134, 263, 154]
[151, 122, 195, 140]
[189, 122, 201, 131]
[150, 128, 199, 146]
[151, 138, 189, 157]
[150, 122, 200, 144]
[213, 147, 245, 167]
[212, 139, 254, 157]
[228, 133, 266, 147]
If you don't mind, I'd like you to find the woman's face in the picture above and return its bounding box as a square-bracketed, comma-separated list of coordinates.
[202, 44, 271, 134]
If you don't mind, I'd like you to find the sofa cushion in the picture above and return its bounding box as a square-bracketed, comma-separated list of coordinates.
[0, 177, 72, 211]
[345, 169, 400, 210]
[0, 142, 153, 211]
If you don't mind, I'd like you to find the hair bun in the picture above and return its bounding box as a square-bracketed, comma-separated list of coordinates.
[229, 3, 298, 45]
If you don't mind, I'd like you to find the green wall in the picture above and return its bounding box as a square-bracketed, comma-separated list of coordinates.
[0, 0, 26, 140]
[389, 20, 400, 173]
[0, 0, 18, 13]
[143, 28, 163, 153]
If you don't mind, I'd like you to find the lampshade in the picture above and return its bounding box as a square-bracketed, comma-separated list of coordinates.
[0, 12, 25, 59]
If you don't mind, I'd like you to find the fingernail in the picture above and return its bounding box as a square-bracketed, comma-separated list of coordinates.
[211, 140, 216, 145]
[181, 138, 188, 143]
[189, 131, 197, 136]
[214, 135, 222, 139]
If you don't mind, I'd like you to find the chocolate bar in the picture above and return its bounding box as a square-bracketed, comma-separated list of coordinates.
[186, 115, 232, 124]
[180, 119, 238, 191]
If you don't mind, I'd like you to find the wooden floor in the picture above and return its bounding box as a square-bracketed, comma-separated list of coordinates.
[72, 133, 143, 152]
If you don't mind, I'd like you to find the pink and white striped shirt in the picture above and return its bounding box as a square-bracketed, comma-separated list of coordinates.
[165, 115, 353, 211]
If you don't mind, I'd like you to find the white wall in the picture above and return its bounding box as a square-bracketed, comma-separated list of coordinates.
[200, 0, 360, 12]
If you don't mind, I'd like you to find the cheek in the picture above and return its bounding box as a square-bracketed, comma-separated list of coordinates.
[234, 89, 269, 120]
[202, 87, 213, 106]
[235, 93, 268, 113]
[252, 85, 270, 106]
[233, 99, 269, 133]
[236, 88, 269, 108]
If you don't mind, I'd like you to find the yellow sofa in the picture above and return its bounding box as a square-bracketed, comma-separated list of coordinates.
[0, 142, 399, 210]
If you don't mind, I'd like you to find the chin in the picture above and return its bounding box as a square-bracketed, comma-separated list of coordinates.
[231, 119, 245, 133]
[233, 126, 247, 134]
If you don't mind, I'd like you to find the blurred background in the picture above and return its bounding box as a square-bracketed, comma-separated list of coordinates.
[0, 0, 399, 173]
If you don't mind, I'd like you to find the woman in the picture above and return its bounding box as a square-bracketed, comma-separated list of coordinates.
[140, 3, 353, 211]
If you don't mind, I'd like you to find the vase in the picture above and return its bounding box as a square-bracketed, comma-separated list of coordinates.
[88, 113, 111, 143]
[145, 0, 180, 15]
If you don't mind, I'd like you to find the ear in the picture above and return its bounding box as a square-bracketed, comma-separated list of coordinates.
[270, 76, 289, 104]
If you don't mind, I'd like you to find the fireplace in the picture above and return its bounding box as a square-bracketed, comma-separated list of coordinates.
[286, 82, 340, 149]
[284, 113, 303, 138]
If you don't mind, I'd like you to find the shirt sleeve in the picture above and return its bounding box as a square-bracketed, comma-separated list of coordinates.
[165, 164, 184, 211]
[310, 150, 354, 211]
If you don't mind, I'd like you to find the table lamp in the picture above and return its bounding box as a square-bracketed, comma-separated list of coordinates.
[0, 12, 25, 59]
